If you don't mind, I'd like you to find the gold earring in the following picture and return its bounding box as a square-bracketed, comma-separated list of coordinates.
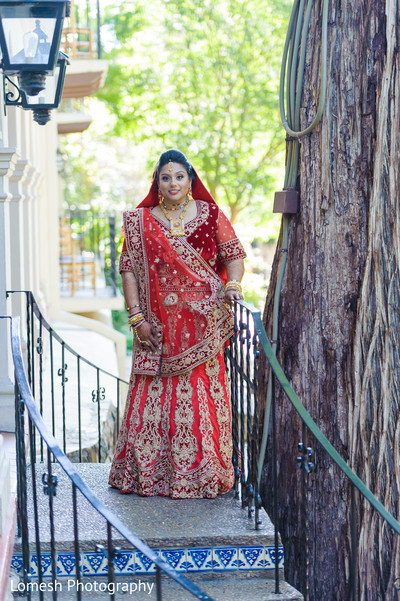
[188, 185, 193, 201]
[158, 189, 164, 203]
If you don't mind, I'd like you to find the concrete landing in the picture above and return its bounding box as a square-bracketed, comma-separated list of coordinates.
[15, 463, 276, 551]
[11, 463, 303, 600]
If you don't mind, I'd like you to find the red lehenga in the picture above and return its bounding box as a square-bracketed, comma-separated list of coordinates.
[108, 182, 246, 499]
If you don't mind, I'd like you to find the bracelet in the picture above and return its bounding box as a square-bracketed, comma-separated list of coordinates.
[128, 312, 145, 327]
[135, 329, 145, 343]
[131, 318, 145, 330]
[128, 310, 143, 318]
[126, 304, 140, 312]
[225, 280, 242, 292]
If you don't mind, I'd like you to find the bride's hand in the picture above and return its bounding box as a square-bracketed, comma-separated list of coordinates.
[224, 289, 243, 305]
[135, 321, 159, 353]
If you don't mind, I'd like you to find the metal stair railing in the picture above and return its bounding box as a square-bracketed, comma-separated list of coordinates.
[6, 290, 126, 463]
[4, 315, 215, 601]
[226, 299, 400, 599]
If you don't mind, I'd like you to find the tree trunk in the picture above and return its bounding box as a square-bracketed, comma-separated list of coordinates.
[260, 1, 400, 600]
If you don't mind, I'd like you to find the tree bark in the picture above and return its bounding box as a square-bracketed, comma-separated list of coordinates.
[260, 1, 400, 600]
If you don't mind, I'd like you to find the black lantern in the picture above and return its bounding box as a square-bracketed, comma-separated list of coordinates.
[4, 51, 68, 124]
[0, 0, 70, 95]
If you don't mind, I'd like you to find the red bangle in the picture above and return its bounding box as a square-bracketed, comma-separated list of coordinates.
[126, 304, 140, 312]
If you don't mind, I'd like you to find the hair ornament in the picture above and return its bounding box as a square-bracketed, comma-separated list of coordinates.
[168, 159, 173, 172]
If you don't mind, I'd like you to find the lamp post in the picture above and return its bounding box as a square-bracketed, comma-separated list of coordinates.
[4, 51, 69, 124]
[0, 0, 69, 124]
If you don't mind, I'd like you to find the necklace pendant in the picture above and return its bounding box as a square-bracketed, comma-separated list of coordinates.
[170, 218, 185, 236]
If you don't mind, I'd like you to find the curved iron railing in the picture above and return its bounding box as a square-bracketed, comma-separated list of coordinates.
[6, 290, 127, 463]
[7, 315, 214, 601]
[7, 291, 398, 598]
[230, 299, 400, 598]
[225, 302, 262, 526]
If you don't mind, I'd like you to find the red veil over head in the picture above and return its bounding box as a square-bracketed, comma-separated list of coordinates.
[137, 167, 216, 208]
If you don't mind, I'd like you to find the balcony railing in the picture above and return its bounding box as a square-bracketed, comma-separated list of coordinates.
[59, 211, 122, 298]
[61, 0, 101, 60]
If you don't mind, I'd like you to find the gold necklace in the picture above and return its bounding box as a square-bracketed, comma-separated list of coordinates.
[159, 198, 191, 236]
[160, 196, 190, 211]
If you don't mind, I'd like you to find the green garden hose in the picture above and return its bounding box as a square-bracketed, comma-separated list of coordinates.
[257, 0, 329, 487]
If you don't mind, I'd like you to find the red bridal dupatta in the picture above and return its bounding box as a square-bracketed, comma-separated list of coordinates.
[123, 208, 234, 376]
[122, 171, 234, 376]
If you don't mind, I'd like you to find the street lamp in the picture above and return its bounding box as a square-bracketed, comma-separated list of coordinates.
[0, 0, 70, 96]
[4, 51, 68, 124]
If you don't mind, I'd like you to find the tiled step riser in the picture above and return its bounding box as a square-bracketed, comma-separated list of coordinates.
[12, 545, 284, 579]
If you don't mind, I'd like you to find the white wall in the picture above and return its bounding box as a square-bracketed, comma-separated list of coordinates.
[0, 98, 60, 432]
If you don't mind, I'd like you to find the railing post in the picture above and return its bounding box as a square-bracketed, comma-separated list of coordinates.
[77, 356, 82, 462]
[25, 291, 32, 390]
[107, 522, 116, 599]
[37, 315, 44, 461]
[156, 565, 163, 601]
[109, 214, 117, 296]
[72, 484, 82, 601]
[271, 372, 280, 594]
[44, 447, 58, 599]
[14, 383, 31, 599]
[229, 310, 240, 498]
[29, 413, 44, 600]
[252, 322, 261, 529]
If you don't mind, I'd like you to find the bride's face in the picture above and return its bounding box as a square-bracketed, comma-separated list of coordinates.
[158, 162, 191, 206]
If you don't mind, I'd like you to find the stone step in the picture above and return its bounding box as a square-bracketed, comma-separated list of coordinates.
[13, 463, 282, 573]
[17, 463, 276, 548]
[12, 573, 303, 601]
[11, 463, 303, 600]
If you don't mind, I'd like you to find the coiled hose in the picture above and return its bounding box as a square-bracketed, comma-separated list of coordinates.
[257, 0, 329, 487]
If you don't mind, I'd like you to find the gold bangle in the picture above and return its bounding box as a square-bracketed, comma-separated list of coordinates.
[225, 281, 242, 292]
[128, 312, 145, 325]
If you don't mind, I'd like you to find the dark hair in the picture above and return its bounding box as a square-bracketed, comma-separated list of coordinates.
[156, 149, 196, 182]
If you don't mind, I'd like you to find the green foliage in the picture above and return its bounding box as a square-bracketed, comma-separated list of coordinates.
[60, 139, 102, 209]
[102, 1, 146, 49]
[112, 309, 133, 353]
[96, 0, 292, 227]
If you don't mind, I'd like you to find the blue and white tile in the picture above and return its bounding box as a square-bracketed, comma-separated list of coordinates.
[11, 555, 23, 576]
[30, 553, 53, 577]
[82, 552, 108, 576]
[186, 548, 213, 572]
[114, 550, 135, 575]
[159, 549, 186, 572]
[265, 545, 284, 569]
[212, 547, 238, 571]
[134, 550, 158, 574]
[57, 553, 79, 577]
[238, 546, 264, 570]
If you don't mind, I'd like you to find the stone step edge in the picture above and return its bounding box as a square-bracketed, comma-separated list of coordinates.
[11, 543, 284, 579]
[13, 532, 278, 552]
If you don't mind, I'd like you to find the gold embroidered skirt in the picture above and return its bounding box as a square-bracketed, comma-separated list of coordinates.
[108, 351, 234, 499]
